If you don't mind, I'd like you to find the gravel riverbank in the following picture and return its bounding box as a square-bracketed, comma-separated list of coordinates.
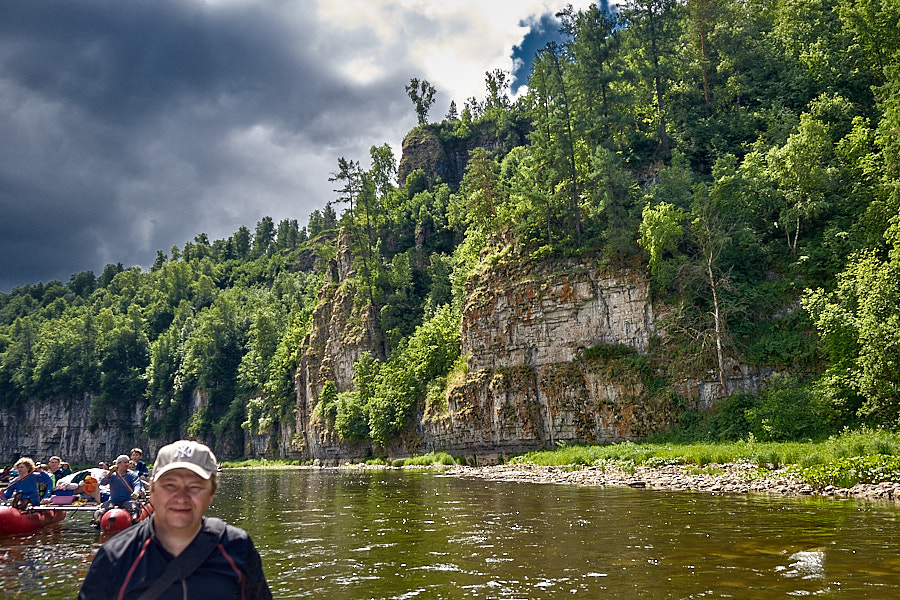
[441, 462, 900, 504]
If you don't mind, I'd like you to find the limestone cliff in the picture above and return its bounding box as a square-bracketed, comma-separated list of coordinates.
[0, 249, 765, 466]
[0, 393, 160, 465]
[285, 248, 772, 463]
[0, 246, 764, 466]
[461, 261, 652, 371]
[421, 260, 672, 459]
[290, 231, 383, 463]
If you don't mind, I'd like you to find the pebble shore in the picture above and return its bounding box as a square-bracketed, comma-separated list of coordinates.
[442, 462, 900, 504]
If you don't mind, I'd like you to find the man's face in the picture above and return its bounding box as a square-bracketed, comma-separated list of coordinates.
[49, 458, 60, 471]
[117, 460, 129, 474]
[131, 451, 141, 462]
[150, 469, 215, 532]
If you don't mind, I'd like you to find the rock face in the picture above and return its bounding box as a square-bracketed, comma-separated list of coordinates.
[0, 393, 159, 465]
[397, 125, 507, 189]
[289, 231, 383, 463]
[0, 252, 764, 465]
[282, 254, 764, 463]
[421, 260, 673, 459]
[461, 261, 652, 371]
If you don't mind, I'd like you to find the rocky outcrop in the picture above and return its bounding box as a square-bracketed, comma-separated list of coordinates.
[461, 261, 652, 371]
[288, 252, 770, 463]
[397, 124, 509, 189]
[421, 260, 674, 458]
[423, 360, 677, 458]
[290, 231, 383, 462]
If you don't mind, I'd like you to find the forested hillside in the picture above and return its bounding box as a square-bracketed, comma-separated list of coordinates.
[1, 0, 899, 454]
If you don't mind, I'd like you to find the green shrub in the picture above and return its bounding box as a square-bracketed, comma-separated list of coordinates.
[388, 452, 457, 467]
[335, 391, 369, 443]
[790, 455, 900, 488]
[746, 376, 836, 441]
[582, 343, 638, 361]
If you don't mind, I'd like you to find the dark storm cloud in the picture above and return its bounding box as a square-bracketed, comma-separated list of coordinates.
[1, 0, 602, 292]
[0, 0, 415, 291]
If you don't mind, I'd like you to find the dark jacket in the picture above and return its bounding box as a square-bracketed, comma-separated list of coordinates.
[77, 516, 271, 600]
[134, 460, 150, 479]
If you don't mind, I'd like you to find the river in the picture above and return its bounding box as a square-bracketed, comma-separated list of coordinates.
[2, 468, 900, 598]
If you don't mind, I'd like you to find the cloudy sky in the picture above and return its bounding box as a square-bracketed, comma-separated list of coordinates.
[0, 0, 603, 292]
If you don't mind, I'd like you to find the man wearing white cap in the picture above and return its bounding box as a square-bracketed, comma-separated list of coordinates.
[78, 440, 271, 599]
[95, 454, 143, 525]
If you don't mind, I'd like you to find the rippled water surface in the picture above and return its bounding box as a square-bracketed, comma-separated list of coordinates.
[3, 468, 900, 598]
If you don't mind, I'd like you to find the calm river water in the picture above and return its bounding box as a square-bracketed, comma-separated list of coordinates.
[2, 468, 900, 598]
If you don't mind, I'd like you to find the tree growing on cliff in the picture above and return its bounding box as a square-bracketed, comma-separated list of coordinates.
[639, 155, 743, 387]
[558, 3, 620, 144]
[406, 78, 437, 126]
[529, 43, 583, 242]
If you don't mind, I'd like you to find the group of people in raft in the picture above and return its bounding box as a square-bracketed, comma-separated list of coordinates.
[1, 448, 150, 525]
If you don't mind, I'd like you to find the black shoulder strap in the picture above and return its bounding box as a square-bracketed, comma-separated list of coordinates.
[135, 518, 227, 600]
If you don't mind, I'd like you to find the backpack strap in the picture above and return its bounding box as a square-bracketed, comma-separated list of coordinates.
[112, 471, 135, 494]
[134, 517, 227, 600]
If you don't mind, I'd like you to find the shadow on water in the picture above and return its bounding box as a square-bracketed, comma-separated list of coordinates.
[3, 468, 900, 598]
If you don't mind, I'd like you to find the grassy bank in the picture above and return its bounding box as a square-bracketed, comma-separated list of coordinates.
[220, 458, 304, 468]
[217, 430, 900, 489]
[219, 452, 458, 469]
[510, 428, 900, 488]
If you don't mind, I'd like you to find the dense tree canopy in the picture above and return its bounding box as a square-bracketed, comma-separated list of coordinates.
[1, 0, 899, 450]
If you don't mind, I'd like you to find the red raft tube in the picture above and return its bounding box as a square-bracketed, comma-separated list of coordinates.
[0, 504, 66, 537]
[98, 501, 153, 533]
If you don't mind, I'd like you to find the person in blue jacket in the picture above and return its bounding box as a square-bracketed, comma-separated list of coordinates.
[97, 454, 143, 522]
[2, 457, 41, 508]
[33, 463, 55, 501]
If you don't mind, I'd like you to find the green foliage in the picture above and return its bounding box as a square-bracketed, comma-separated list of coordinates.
[804, 231, 900, 426]
[335, 390, 368, 443]
[656, 378, 838, 444]
[510, 428, 900, 486]
[318, 380, 338, 422]
[638, 201, 685, 279]
[390, 452, 457, 467]
[661, 392, 759, 443]
[790, 455, 900, 488]
[582, 343, 638, 362]
[405, 78, 437, 126]
[2, 0, 900, 454]
[342, 305, 460, 446]
[745, 376, 837, 441]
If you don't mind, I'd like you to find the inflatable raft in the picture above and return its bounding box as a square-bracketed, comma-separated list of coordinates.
[97, 500, 153, 533]
[0, 504, 66, 536]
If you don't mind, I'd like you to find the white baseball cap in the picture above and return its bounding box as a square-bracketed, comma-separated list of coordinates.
[151, 440, 218, 482]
